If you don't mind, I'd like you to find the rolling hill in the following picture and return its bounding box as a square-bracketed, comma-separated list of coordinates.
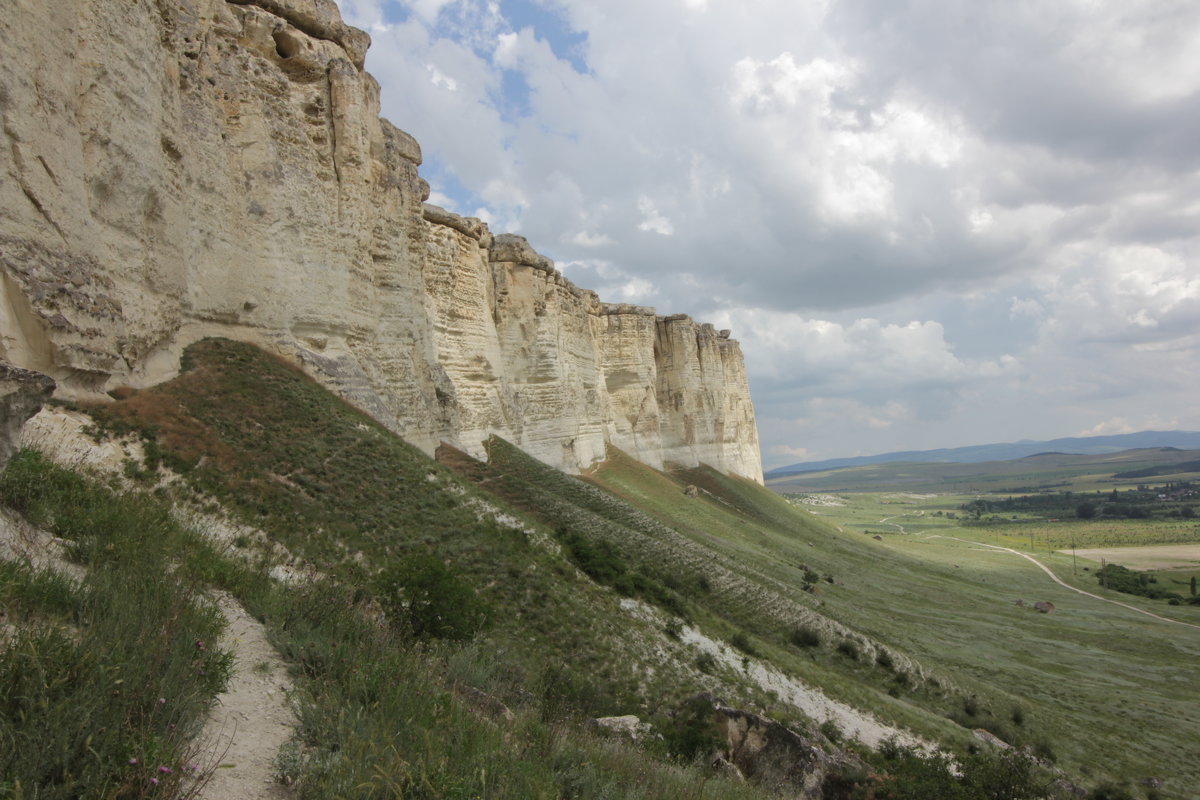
[767, 431, 1200, 477]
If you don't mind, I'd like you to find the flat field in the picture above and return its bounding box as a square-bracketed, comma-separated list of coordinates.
[769, 489, 1200, 797]
[1070, 544, 1200, 571]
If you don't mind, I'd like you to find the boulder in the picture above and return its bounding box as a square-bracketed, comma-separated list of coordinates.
[973, 728, 1013, 750]
[684, 693, 861, 799]
[588, 714, 653, 742]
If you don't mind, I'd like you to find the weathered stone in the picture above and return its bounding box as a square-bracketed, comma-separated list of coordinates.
[1034, 601, 1056, 614]
[489, 233, 556, 272]
[452, 682, 514, 722]
[710, 755, 746, 782]
[973, 728, 1013, 750]
[0, 364, 55, 469]
[226, 0, 371, 68]
[0, 0, 764, 483]
[587, 714, 653, 741]
[686, 693, 860, 799]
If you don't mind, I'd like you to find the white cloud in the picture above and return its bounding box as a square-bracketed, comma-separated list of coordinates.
[341, 0, 1200, 463]
[569, 231, 615, 247]
[636, 195, 674, 236]
[426, 64, 458, 91]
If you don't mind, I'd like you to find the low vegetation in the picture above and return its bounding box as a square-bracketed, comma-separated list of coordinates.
[3, 338, 1195, 798]
[0, 450, 234, 799]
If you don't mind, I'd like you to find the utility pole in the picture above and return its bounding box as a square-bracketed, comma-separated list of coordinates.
[1071, 540, 1077, 576]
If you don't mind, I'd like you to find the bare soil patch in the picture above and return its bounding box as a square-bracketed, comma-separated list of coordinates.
[193, 592, 297, 800]
[1067, 544, 1200, 571]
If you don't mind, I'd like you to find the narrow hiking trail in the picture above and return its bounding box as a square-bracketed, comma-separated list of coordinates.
[194, 592, 297, 800]
[928, 535, 1200, 631]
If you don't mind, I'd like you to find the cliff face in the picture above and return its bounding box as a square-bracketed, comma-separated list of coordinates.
[0, 0, 763, 483]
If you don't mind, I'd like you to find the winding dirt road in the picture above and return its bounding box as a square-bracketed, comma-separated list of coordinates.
[929, 535, 1200, 631]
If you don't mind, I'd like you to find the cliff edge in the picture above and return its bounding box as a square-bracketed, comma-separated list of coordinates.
[0, 0, 762, 482]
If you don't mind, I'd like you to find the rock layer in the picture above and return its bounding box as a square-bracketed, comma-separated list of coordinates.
[0, 0, 762, 482]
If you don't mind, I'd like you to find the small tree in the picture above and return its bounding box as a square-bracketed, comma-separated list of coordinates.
[1076, 502, 1098, 520]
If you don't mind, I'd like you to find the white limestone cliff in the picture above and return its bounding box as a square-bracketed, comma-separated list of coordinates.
[0, 0, 763, 483]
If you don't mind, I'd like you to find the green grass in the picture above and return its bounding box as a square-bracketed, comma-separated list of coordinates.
[56, 339, 810, 796]
[16, 337, 1192, 797]
[0, 450, 234, 799]
[0, 451, 769, 800]
[753, 489, 1200, 797]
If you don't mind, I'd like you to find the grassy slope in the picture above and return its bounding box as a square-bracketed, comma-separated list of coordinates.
[20, 336, 1192, 797]
[587, 458, 1200, 797]
[17, 338, 781, 799]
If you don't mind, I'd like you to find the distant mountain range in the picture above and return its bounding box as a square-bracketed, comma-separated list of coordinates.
[765, 430, 1200, 478]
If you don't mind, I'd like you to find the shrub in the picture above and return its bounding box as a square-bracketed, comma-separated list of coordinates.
[790, 625, 823, 649]
[375, 551, 489, 641]
[538, 663, 617, 721]
[836, 639, 860, 660]
[1089, 782, 1135, 800]
[820, 719, 843, 744]
[661, 696, 721, 763]
[730, 632, 758, 657]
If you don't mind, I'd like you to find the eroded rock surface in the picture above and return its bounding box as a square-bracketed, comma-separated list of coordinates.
[0, 364, 55, 469]
[686, 693, 863, 798]
[0, 0, 762, 482]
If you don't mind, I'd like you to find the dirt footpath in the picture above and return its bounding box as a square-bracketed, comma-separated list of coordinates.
[194, 592, 297, 800]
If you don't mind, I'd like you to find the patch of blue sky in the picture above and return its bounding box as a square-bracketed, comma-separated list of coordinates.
[378, 2, 410, 25]
[500, 0, 589, 74]
[383, 1, 588, 74]
[495, 68, 533, 121]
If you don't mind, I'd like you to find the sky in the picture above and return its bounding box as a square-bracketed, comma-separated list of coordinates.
[335, 0, 1200, 470]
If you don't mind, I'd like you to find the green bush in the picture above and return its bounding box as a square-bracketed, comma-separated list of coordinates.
[828, 742, 1058, 800]
[836, 639, 860, 660]
[661, 695, 722, 763]
[376, 551, 490, 641]
[1088, 782, 1135, 800]
[730, 632, 758, 657]
[1095, 564, 1183, 601]
[790, 625, 823, 648]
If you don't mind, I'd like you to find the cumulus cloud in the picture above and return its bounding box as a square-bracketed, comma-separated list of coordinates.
[340, 0, 1200, 465]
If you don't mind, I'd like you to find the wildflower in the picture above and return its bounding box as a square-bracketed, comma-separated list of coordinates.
[158, 765, 172, 774]
[195, 639, 205, 651]
[158, 697, 166, 704]
[150, 777, 159, 786]
[129, 757, 139, 765]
